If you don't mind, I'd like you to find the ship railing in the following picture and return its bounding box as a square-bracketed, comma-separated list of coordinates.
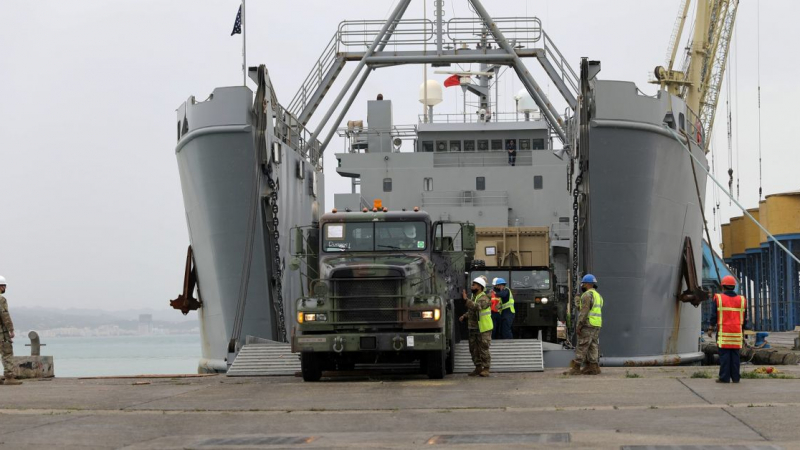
[541, 30, 579, 99]
[272, 102, 322, 165]
[433, 152, 533, 168]
[337, 17, 542, 50]
[422, 191, 509, 207]
[419, 111, 544, 124]
[336, 125, 418, 154]
[287, 32, 340, 119]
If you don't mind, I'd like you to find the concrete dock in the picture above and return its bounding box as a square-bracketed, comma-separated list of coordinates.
[1, 366, 799, 449]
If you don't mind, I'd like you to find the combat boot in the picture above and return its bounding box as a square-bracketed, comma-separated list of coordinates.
[468, 366, 482, 377]
[478, 367, 490, 377]
[2, 375, 21, 385]
[582, 363, 600, 375]
[562, 361, 581, 376]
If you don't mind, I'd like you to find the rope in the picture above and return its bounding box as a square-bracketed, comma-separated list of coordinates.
[688, 137, 722, 287]
[757, 0, 763, 200]
[665, 125, 800, 267]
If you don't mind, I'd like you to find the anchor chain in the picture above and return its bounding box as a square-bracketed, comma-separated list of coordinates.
[265, 163, 287, 342]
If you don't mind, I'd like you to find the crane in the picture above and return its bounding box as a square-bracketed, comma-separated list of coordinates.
[652, 0, 739, 150]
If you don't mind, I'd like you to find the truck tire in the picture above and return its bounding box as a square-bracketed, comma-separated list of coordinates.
[301, 353, 322, 382]
[445, 342, 455, 375]
[427, 350, 446, 379]
[445, 318, 456, 374]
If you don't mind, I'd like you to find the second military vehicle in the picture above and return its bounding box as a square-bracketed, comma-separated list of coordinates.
[291, 206, 475, 381]
[468, 227, 564, 342]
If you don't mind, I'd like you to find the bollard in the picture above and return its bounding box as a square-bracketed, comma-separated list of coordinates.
[24, 331, 46, 356]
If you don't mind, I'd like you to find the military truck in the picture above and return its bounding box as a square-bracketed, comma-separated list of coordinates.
[290, 207, 475, 381]
[468, 227, 563, 342]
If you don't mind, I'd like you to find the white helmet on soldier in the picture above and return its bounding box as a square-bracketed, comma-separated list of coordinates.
[472, 277, 486, 288]
[0, 275, 6, 286]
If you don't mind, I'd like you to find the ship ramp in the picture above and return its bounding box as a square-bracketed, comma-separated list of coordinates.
[228, 338, 544, 376]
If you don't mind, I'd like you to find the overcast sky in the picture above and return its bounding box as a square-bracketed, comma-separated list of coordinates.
[1, 0, 796, 312]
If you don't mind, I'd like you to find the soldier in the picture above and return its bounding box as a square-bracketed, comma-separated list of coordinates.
[565, 274, 603, 376]
[459, 277, 493, 377]
[0, 276, 21, 385]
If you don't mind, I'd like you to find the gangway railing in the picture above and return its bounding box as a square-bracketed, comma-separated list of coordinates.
[286, 32, 342, 123]
[540, 30, 579, 105]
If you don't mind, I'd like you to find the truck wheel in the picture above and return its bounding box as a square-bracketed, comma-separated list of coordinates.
[427, 350, 446, 379]
[445, 322, 456, 374]
[445, 342, 455, 375]
[301, 353, 322, 382]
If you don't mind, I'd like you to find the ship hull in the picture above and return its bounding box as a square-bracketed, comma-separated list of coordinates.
[176, 86, 322, 372]
[585, 81, 708, 364]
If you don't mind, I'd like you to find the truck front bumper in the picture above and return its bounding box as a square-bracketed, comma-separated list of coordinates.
[294, 331, 445, 353]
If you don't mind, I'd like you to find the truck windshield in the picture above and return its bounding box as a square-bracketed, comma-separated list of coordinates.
[323, 222, 427, 252]
[510, 270, 551, 290]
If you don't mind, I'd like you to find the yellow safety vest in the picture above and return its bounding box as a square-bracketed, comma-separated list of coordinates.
[499, 288, 515, 314]
[475, 291, 494, 333]
[580, 289, 603, 328]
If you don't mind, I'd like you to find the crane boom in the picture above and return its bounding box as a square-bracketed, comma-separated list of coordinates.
[698, 0, 738, 142]
[652, 0, 739, 151]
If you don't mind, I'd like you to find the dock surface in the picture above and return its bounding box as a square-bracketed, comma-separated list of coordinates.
[1, 366, 800, 449]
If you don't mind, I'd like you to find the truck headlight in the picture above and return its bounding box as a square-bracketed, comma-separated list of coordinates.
[540, 297, 549, 305]
[302, 313, 327, 322]
[420, 309, 441, 320]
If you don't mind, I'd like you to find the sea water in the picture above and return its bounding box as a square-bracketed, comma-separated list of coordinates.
[12, 334, 201, 377]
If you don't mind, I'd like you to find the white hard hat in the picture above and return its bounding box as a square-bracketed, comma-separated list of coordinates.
[491, 277, 499, 285]
[472, 277, 486, 288]
[0, 275, 6, 285]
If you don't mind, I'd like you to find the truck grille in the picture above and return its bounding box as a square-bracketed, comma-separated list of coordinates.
[333, 278, 401, 324]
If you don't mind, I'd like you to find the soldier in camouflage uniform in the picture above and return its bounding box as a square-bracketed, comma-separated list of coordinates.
[460, 277, 492, 377]
[565, 274, 603, 376]
[0, 276, 21, 385]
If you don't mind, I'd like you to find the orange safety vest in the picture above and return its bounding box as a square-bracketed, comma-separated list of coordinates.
[716, 293, 746, 349]
[490, 291, 500, 313]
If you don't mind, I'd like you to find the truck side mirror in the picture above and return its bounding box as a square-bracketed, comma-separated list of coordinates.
[462, 224, 476, 252]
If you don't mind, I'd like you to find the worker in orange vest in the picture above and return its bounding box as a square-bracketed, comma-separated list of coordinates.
[710, 275, 748, 383]
[490, 278, 501, 339]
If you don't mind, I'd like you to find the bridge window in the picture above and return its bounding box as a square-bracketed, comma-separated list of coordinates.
[532, 139, 545, 150]
[422, 141, 433, 152]
[383, 178, 392, 192]
[534, 176, 543, 190]
[435, 141, 447, 152]
[491, 139, 503, 151]
[423, 177, 433, 191]
[476, 177, 485, 191]
[463, 140, 476, 152]
[519, 139, 531, 150]
[477, 140, 489, 151]
[449, 140, 461, 152]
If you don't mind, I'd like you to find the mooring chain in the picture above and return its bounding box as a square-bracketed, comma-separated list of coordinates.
[266, 164, 287, 342]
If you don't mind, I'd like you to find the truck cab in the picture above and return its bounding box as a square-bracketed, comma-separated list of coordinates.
[291, 208, 474, 381]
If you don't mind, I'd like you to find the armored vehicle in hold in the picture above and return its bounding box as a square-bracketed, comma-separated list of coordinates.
[291, 207, 475, 381]
[469, 227, 564, 342]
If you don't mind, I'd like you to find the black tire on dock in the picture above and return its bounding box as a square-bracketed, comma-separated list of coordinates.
[427, 350, 446, 379]
[301, 353, 322, 382]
